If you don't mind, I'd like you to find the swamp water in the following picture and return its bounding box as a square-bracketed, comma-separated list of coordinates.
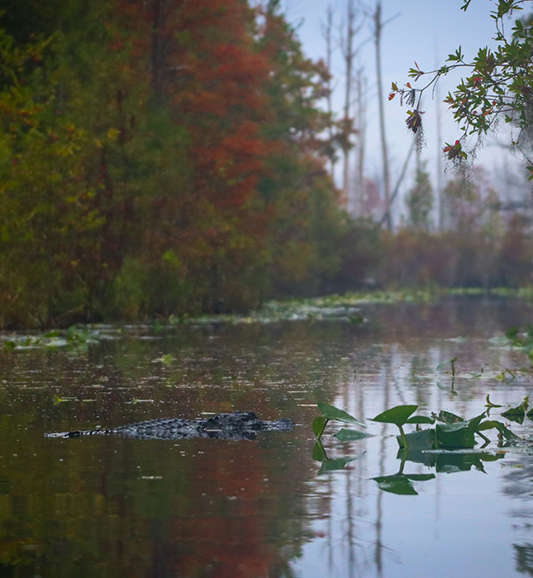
[1, 296, 533, 577]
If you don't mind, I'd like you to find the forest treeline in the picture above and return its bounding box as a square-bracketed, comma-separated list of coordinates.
[1, 0, 532, 328]
[0, 0, 362, 327]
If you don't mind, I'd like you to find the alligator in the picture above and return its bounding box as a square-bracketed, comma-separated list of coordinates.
[45, 411, 295, 441]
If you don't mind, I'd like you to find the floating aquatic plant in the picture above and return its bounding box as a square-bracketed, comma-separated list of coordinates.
[313, 400, 519, 452]
[312, 402, 366, 440]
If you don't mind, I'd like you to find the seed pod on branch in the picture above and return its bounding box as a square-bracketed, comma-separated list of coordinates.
[406, 109, 424, 134]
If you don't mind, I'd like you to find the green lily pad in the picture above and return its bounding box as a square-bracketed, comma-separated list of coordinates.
[334, 428, 374, 442]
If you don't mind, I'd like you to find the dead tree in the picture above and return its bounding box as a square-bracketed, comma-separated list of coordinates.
[322, 5, 337, 175]
[339, 0, 365, 210]
[373, 1, 392, 231]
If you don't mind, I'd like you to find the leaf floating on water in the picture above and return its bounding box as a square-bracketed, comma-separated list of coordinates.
[2, 341, 16, 353]
[495, 369, 516, 383]
[53, 395, 78, 405]
[43, 330, 61, 338]
[334, 428, 374, 442]
[152, 354, 174, 365]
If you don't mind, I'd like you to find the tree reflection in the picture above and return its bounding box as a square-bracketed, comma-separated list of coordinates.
[0, 297, 531, 576]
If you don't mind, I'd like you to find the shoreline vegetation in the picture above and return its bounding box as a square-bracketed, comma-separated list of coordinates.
[1, 288, 533, 342]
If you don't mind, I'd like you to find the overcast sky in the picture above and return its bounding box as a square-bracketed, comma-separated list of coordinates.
[282, 0, 526, 213]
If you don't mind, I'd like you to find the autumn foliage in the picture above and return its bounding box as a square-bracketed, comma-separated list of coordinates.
[0, 0, 359, 328]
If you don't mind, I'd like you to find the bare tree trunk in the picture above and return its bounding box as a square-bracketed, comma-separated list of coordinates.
[354, 68, 367, 217]
[374, 1, 392, 231]
[323, 5, 336, 176]
[341, 0, 355, 209]
[339, 0, 363, 211]
[435, 63, 444, 232]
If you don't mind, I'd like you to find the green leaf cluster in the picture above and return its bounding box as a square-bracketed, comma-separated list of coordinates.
[371, 404, 518, 450]
[392, 0, 533, 169]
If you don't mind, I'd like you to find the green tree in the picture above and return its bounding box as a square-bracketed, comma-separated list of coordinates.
[256, 0, 346, 296]
[405, 162, 433, 231]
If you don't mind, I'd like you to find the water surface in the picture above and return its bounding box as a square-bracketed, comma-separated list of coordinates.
[1, 296, 533, 577]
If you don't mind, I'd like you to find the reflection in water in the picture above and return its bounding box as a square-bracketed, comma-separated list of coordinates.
[0, 297, 533, 576]
[515, 545, 533, 577]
